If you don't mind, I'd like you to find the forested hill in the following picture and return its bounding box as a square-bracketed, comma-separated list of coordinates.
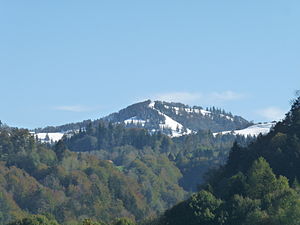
[0, 128, 185, 224]
[158, 96, 300, 225]
[35, 100, 252, 137]
[62, 121, 253, 191]
[0, 120, 252, 225]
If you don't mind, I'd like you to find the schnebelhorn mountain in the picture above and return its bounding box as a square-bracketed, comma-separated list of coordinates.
[104, 100, 250, 136]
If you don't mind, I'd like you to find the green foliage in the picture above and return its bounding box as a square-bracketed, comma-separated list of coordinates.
[81, 218, 106, 225]
[161, 158, 300, 225]
[111, 218, 136, 225]
[245, 157, 280, 199]
[0, 128, 150, 224]
[7, 215, 58, 225]
[224, 195, 261, 225]
[162, 190, 222, 225]
[63, 122, 251, 192]
[188, 191, 222, 225]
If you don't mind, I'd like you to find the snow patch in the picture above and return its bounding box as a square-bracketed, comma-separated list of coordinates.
[214, 122, 275, 137]
[148, 101, 155, 108]
[148, 101, 192, 137]
[124, 117, 146, 126]
[220, 114, 234, 121]
[172, 107, 180, 115]
[200, 109, 211, 116]
[35, 132, 64, 143]
[157, 110, 192, 137]
[184, 108, 193, 113]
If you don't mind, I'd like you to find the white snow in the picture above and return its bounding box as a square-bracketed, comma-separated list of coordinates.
[166, 105, 212, 117]
[159, 114, 180, 129]
[35, 132, 65, 143]
[124, 117, 146, 126]
[148, 101, 155, 108]
[182, 107, 212, 116]
[220, 114, 234, 121]
[184, 108, 193, 113]
[158, 111, 192, 137]
[214, 122, 276, 137]
[172, 107, 180, 115]
[148, 101, 192, 137]
[200, 109, 211, 116]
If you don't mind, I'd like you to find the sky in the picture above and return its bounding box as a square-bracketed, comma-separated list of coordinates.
[0, 1, 299, 129]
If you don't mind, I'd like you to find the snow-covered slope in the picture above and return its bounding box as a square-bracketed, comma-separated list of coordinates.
[214, 122, 276, 137]
[34, 132, 65, 143]
[148, 101, 192, 137]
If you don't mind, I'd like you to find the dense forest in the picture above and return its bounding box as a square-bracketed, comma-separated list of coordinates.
[0, 115, 250, 224]
[62, 121, 252, 191]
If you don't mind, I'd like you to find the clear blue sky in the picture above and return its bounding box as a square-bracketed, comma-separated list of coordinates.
[0, 1, 299, 129]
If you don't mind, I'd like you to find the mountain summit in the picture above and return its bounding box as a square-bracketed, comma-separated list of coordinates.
[103, 100, 251, 136]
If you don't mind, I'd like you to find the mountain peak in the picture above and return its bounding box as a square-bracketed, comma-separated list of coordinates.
[104, 100, 251, 137]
